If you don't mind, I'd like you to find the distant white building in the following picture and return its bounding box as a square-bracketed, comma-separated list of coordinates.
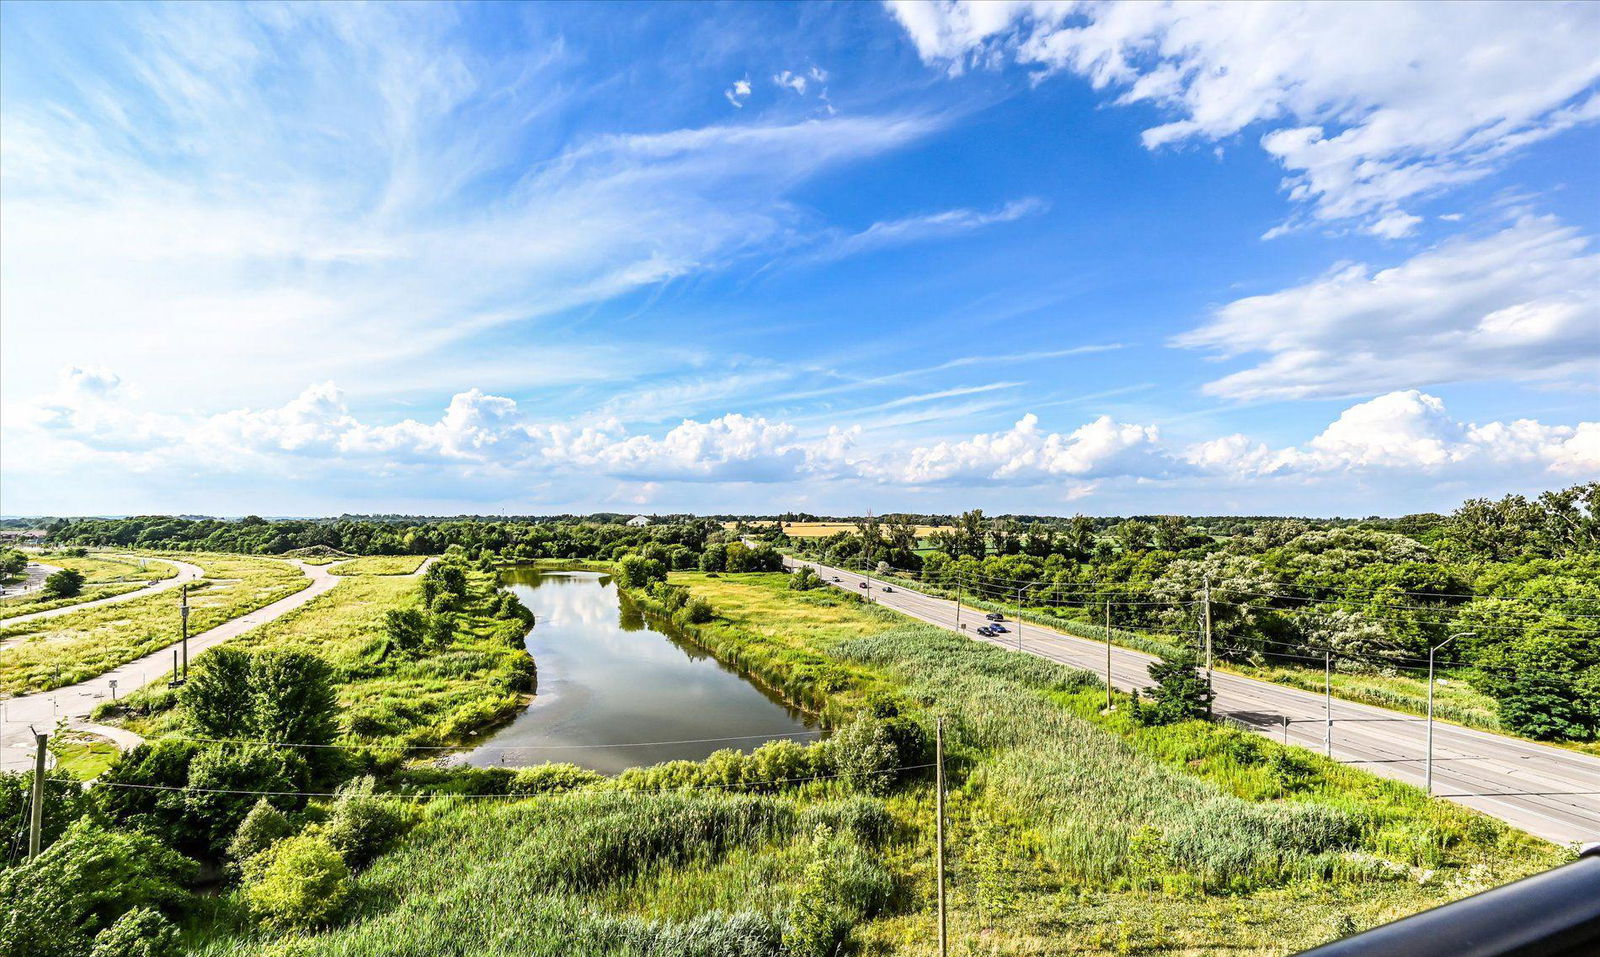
[626, 515, 652, 527]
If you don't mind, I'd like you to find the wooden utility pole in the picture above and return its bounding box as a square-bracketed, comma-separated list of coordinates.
[1104, 601, 1113, 712]
[179, 584, 190, 679]
[1202, 575, 1213, 679]
[1324, 650, 1333, 757]
[935, 716, 947, 957]
[29, 730, 47, 858]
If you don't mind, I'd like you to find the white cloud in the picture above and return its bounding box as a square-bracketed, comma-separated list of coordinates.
[773, 70, 807, 94]
[806, 197, 1046, 263]
[16, 376, 1597, 499]
[1176, 216, 1600, 400]
[1187, 390, 1600, 478]
[885, 0, 1600, 233]
[725, 77, 752, 108]
[886, 413, 1168, 485]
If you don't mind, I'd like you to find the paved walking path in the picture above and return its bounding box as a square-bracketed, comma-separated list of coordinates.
[0, 559, 340, 773]
[788, 556, 1600, 847]
[1, 561, 63, 599]
[0, 556, 203, 627]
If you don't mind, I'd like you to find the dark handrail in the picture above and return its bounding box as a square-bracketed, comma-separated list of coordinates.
[1296, 844, 1600, 957]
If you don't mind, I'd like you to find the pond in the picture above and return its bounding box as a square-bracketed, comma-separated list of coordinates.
[461, 568, 818, 773]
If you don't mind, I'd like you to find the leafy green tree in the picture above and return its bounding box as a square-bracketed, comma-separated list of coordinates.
[181, 647, 255, 739]
[1136, 655, 1215, 726]
[43, 568, 86, 598]
[1497, 673, 1596, 741]
[789, 567, 824, 591]
[616, 554, 667, 588]
[0, 820, 194, 957]
[227, 798, 294, 868]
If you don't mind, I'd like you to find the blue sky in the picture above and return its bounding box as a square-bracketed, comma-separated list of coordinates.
[1, 1, 1596, 517]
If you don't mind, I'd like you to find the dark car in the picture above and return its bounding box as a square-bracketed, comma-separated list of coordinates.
[858, 582, 867, 588]
[883, 586, 894, 593]
[832, 576, 840, 582]
[992, 624, 1008, 633]
[976, 626, 993, 636]
[986, 612, 1004, 621]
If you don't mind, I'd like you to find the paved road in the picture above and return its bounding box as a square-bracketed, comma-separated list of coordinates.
[0, 561, 62, 599]
[0, 560, 340, 772]
[789, 557, 1600, 847]
[0, 556, 204, 628]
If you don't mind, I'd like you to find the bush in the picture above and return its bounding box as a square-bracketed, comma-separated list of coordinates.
[185, 746, 308, 855]
[320, 776, 407, 868]
[820, 707, 929, 796]
[43, 568, 86, 598]
[788, 567, 824, 591]
[227, 798, 294, 867]
[1497, 672, 1596, 741]
[683, 596, 716, 624]
[242, 832, 352, 930]
[89, 906, 181, 957]
[784, 827, 894, 957]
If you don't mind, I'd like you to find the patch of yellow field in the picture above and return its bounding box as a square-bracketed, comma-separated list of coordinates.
[723, 521, 951, 538]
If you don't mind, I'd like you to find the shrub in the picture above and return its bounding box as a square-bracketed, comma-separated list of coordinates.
[617, 554, 668, 589]
[242, 832, 352, 930]
[320, 776, 407, 868]
[186, 746, 308, 855]
[1497, 672, 1596, 741]
[784, 827, 894, 957]
[788, 567, 824, 591]
[510, 763, 606, 794]
[43, 568, 86, 598]
[227, 798, 294, 867]
[89, 906, 181, 957]
[683, 596, 716, 624]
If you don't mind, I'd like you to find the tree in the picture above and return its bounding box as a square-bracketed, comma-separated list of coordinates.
[616, 554, 667, 588]
[43, 568, 86, 598]
[1136, 654, 1215, 726]
[242, 832, 351, 930]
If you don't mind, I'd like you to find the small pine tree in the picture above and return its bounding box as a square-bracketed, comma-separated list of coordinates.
[1137, 654, 1216, 726]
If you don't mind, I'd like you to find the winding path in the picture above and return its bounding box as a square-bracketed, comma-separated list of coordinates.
[0, 556, 204, 627]
[0, 559, 340, 773]
[788, 556, 1600, 847]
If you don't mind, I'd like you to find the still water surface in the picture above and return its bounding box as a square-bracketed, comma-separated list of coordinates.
[463, 568, 817, 773]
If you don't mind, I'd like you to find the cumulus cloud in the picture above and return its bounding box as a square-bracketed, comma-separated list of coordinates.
[20, 376, 1597, 494]
[724, 77, 751, 108]
[885, 0, 1600, 234]
[1176, 216, 1600, 400]
[1186, 390, 1600, 478]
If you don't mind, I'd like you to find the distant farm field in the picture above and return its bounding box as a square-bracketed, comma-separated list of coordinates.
[330, 554, 429, 576]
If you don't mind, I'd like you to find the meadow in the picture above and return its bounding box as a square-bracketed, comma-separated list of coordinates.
[182, 570, 1562, 956]
[329, 554, 429, 576]
[111, 562, 532, 756]
[732, 521, 952, 539]
[0, 551, 180, 620]
[0, 555, 307, 694]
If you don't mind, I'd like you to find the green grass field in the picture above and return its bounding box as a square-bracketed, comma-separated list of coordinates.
[0, 555, 308, 695]
[188, 570, 1560, 956]
[0, 552, 182, 620]
[115, 566, 532, 755]
[329, 555, 429, 576]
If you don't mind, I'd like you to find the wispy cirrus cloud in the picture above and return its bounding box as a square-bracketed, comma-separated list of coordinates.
[886, 0, 1600, 237]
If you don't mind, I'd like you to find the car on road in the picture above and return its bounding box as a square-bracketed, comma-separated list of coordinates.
[858, 582, 867, 589]
[831, 576, 840, 582]
[883, 586, 894, 593]
[986, 612, 1004, 621]
[991, 624, 1008, 633]
[976, 626, 994, 636]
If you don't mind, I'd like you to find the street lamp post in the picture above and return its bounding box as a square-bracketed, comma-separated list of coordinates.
[1427, 631, 1474, 795]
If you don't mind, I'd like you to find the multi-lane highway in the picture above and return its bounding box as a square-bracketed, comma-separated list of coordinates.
[787, 556, 1600, 847]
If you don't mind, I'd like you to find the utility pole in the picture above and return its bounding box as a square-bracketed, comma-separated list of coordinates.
[179, 584, 190, 679]
[1104, 600, 1113, 712]
[1427, 632, 1473, 795]
[935, 716, 947, 957]
[1015, 587, 1023, 652]
[1202, 574, 1213, 679]
[1324, 650, 1333, 758]
[954, 579, 962, 628]
[29, 729, 47, 858]
[1282, 714, 1290, 744]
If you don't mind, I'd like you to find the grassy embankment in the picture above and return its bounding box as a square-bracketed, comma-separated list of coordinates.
[111, 563, 532, 756]
[0, 555, 307, 695]
[0, 552, 180, 620]
[198, 571, 1561, 956]
[329, 555, 429, 576]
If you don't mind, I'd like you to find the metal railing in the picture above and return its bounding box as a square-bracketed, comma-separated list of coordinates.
[1295, 843, 1600, 956]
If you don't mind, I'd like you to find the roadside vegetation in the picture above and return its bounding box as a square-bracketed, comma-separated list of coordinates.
[0, 555, 306, 695]
[788, 484, 1600, 750]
